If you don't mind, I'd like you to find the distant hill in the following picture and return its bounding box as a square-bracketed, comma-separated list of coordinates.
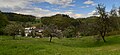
[2, 12, 36, 22]
[41, 14, 77, 30]
[77, 16, 98, 23]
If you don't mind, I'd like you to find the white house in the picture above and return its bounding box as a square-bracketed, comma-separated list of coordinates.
[24, 26, 44, 37]
[25, 26, 36, 36]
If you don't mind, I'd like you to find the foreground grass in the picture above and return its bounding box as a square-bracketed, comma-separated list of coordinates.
[0, 35, 120, 55]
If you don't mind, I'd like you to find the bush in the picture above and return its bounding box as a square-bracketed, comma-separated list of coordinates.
[106, 30, 120, 36]
[63, 26, 76, 38]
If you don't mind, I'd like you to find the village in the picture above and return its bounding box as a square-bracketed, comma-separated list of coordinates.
[24, 26, 43, 38]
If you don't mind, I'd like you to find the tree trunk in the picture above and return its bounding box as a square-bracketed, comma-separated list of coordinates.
[103, 30, 106, 42]
[13, 36, 15, 40]
[102, 36, 106, 42]
[50, 35, 52, 42]
[100, 31, 106, 42]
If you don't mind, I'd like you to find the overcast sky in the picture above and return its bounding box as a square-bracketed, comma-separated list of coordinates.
[0, 0, 120, 18]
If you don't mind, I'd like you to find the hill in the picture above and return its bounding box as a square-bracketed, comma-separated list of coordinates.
[41, 14, 78, 30]
[2, 12, 36, 22]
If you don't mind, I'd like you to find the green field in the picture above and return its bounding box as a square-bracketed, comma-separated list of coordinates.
[0, 35, 120, 55]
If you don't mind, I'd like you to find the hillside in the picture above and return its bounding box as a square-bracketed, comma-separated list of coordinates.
[0, 35, 120, 55]
[2, 12, 36, 22]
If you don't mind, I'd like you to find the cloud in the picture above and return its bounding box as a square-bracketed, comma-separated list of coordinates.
[13, 7, 82, 18]
[14, 7, 59, 17]
[32, 0, 74, 7]
[59, 12, 83, 18]
[83, 0, 97, 6]
[0, 0, 97, 18]
[80, 5, 90, 8]
[42, 0, 73, 5]
[88, 10, 96, 15]
[0, 0, 30, 9]
[87, 10, 99, 17]
[0, 0, 74, 8]
[92, 3, 97, 6]
[73, 10, 100, 18]
[84, 0, 94, 5]
[0, 0, 78, 18]
[81, 0, 97, 9]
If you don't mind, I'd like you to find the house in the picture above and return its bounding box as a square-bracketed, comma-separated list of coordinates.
[24, 26, 44, 37]
[25, 26, 36, 36]
[35, 28, 44, 38]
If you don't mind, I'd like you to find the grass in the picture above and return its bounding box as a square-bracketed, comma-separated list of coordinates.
[0, 35, 120, 55]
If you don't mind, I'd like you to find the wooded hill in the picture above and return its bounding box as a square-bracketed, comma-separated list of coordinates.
[2, 12, 36, 22]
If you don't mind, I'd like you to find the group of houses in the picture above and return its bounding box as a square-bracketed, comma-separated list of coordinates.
[24, 26, 44, 38]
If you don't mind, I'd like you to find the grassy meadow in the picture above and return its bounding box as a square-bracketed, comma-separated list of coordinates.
[0, 35, 120, 55]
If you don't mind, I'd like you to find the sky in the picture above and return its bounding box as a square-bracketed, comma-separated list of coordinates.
[0, 0, 120, 18]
